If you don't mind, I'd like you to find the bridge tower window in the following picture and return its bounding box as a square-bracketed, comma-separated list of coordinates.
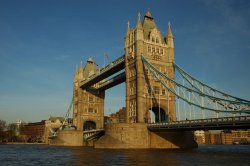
[152, 47, 155, 53]
[88, 108, 93, 113]
[156, 48, 159, 54]
[154, 86, 160, 94]
[160, 49, 163, 55]
[156, 37, 159, 43]
[89, 96, 94, 103]
[148, 46, 151, 52]
[152, 37, 155, 42]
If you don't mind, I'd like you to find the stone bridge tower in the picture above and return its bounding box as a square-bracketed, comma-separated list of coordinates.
[73, 58, 105, 130]
[125, 10, 176, 123]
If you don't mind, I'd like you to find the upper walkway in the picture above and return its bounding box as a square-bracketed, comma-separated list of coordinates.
[80, 55, 125, 90]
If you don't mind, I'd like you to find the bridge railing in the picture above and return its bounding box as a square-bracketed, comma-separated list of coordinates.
[147, 115, 250, 127]
[97, 72, 126, 90]
[83, 129, 105, 141]
[83, 129, 105, 134]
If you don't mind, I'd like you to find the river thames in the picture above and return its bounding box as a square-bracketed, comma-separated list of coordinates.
[0, 144, 250, 166]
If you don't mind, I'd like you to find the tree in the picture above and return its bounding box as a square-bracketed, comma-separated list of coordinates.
[0, 120, 7, 142]
[7, 123, 18, 142]
[0, 120, 6, 131]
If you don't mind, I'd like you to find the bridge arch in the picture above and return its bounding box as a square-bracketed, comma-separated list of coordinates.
[148, 107, 169, 123]
[83, 121, 96, 131]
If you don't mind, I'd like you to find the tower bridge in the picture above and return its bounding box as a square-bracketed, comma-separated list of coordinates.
[49, 10, 250, 148]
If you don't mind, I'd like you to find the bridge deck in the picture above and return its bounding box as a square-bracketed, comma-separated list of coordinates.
[97, 72, 126, 91]
[80, 55, 125, 89]
[147, 116, 250, 131]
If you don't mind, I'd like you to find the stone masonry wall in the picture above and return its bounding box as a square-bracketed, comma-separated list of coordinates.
[49, 130, 83, 146]
[95, 123, 197, 149]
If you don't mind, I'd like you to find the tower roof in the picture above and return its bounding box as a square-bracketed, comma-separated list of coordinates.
[82, 57, 98, 79]
[87, 57, 94, 63]
[142, 10, 158, 39]
[145, 9, 153, 19]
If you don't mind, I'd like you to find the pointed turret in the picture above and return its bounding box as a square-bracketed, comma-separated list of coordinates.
[87, 57, 94, 63]
[125, 20, 131, 47]
[127, 20, 131, 33]
[135, 12, 143, 42]
[74, 64, 79, 82]
[79, 59, 83, 71]
[142, 10, 158, 39]
[167, 21, 174, 48]
[145, 9, 153, 19]
[167, 22, 173, 38]
[78, 59, 83, 80]
[135, 12, 143, 30]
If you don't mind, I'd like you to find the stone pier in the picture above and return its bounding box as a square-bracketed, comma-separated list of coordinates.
[95, 123, 197, 149]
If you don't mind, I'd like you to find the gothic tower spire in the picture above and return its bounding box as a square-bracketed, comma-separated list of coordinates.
[127, 20, 130, 32]
[167, 22, 173, 38]
[167, 21, 174, 48]
[136, 12, 143, 30]
[78, 59, 83, 80]
[74, 64, 79, 81]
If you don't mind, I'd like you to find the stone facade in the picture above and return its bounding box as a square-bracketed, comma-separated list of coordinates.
[95, 123, 197, 149]
[125, 10, 176, 123]
[107, 107, 126, 124]
[73, 58, 105, 131]
[49, 130, 83, 146]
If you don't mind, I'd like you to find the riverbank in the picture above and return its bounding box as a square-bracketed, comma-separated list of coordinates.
[5, 142, 46, 145]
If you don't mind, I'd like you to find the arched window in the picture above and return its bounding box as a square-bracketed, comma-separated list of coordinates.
[156, 48, 159, 53]
[148, 46, 151, 52]
[156, 37, 159, 43]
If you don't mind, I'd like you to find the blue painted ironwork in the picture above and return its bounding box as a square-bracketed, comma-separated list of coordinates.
[141, 54, 250, 115]
[48, 97, 74, 139]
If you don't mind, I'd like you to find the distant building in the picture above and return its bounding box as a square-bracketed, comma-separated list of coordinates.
[204, 130, 250, 145]
[20, 120, 46, 143]
[194, 130, 205, 144]
[106, 107, 126, 124]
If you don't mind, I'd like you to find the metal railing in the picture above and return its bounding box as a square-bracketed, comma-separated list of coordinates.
[147, 116, 250, 131]
[83, 129, 105, 141]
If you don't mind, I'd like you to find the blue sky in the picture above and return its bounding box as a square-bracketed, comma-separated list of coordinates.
[0, 0, 250, 123]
